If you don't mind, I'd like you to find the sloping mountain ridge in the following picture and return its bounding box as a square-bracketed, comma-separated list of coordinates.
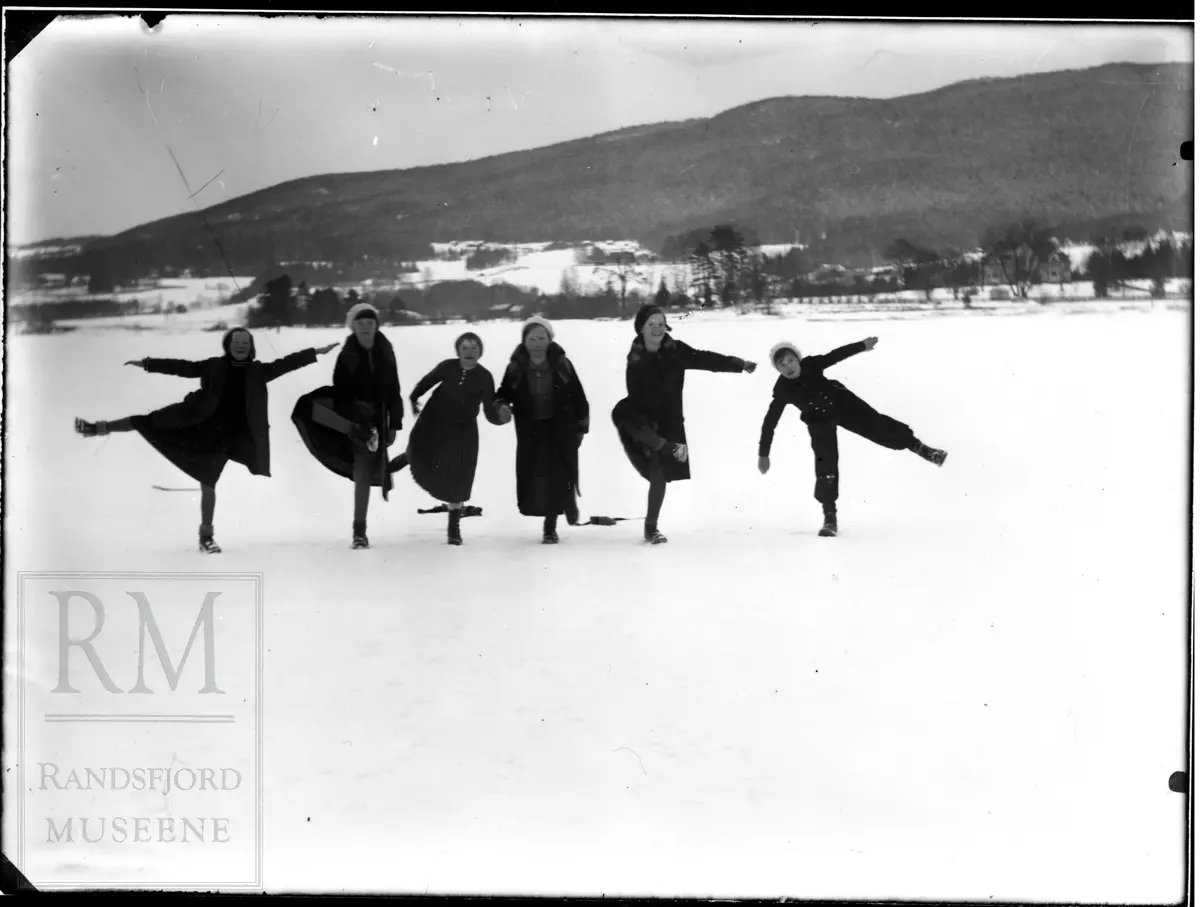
[38, 60, 1196, 277]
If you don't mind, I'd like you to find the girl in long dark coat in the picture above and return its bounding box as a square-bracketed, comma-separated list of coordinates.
[388, 331, 509, 545]
[757, 338, 947, 538]
[74, 327, 335, 552]
[292, 303, 405, 549]
[493, 316, 590, 544]
[611, 304, 757, 545]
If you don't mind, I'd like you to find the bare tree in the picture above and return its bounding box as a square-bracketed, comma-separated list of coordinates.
[597, 251, 649, 315]
[980, 217, 1056, 299]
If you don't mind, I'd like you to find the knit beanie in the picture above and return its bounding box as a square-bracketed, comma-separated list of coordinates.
[770, 341, 802, 365]
[521, 315, 555, 342]
[633, 304, 671, 335]
[346, 302, 380, 331]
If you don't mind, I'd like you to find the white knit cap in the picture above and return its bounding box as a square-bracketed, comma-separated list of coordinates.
[770, 341, 802, 363]
[521, 314, 554, 341]
[346, 302, 380, 331]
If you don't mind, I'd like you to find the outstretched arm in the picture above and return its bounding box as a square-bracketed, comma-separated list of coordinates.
[261, 347, 321, 382]
[677, 341, 754, 374]
[140, 358, 208, 378]
[810, 337, 876, 371]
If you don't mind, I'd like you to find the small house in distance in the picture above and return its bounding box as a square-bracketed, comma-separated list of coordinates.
[982, 245, 1072, 286]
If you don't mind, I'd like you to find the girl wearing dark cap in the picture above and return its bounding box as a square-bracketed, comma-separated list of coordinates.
[75, 327, 335, 552]
[611, 304, 757, 544]
[292, 302, 405, 549]
[757, 338, 947, 537]
[494, 316, 590, 544]
[388, 331, 510, 545]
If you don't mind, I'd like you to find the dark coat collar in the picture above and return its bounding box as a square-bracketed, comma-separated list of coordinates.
[509, 341, 565, 366]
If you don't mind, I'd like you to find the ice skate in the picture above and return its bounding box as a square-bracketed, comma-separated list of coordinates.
[352, 522, 369, 549]
[644, 522, 668, 545]
[199, 525, 222, 554]
[911, 440, 947, 466]
[819, 510, 838, 538]
[448, 509, 463, 546]
[75, 418, 109, 437]
[542, 528, 559, 544]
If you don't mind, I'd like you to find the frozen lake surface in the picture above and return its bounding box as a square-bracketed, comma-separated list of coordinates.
[4, 305, 1189, 899]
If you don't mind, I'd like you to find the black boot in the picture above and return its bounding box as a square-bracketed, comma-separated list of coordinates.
[644, 520, 668, 545]
[448, 508, 463, 546]
[910, 440, 948, 466]
[199, 523, 222, 554]
[75, 418, 110, 437]
[352, 520, 369, 549]
[543, 514, 559, 544]
[388, 452, 409, 474]
[819, 508, 838, 538]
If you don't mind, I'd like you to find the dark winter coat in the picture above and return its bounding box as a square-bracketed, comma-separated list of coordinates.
[758, 341, 873, 457]
[494, 342, 590, 515]
[405, 359, 506, 503]
[290, 331, 404, 497]
[611, 334, 745, 482]
[331, 332, 405, 432]
[135, 348, 318, 481]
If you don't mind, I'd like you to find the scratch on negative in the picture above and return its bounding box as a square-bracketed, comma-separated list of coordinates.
[613, 746, 647, 775]
[1125, 92, 1151, 211]
[189, 169, 225, 200]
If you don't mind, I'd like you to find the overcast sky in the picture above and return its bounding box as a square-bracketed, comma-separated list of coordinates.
[7, 15, 1191, 245]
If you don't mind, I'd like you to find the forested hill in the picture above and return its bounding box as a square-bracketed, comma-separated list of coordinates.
[28, 60, 1194, 277]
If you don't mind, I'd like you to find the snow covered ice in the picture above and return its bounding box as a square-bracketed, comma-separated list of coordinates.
[4, 303, 1189, 899]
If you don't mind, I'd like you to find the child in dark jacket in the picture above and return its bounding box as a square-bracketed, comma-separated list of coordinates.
[76, 328, 335, 553]
[292, 303, 406, 550]
[757, 337, 947, 537]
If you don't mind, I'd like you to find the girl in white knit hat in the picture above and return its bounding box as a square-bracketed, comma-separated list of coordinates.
[292, 302, 405, 549]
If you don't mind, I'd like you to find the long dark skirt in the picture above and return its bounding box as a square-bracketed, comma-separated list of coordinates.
[407, 411, 479, 504]
[132, 414, 253, 487]
[517, 418, 574, 517]
[611, 398, 690, 484]
[291, 387, 392, 495]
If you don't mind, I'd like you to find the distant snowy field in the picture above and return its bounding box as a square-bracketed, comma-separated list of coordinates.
[4, 306, 1190, 899]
